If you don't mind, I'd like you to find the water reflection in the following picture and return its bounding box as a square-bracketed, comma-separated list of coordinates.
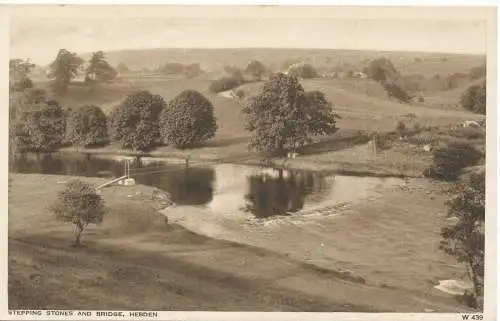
[243, 168, 331, 218]
[10, 153, 338, 214]
[132, 158, 215, 206]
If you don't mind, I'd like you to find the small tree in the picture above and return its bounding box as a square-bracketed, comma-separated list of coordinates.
[52, 180, 106, 246]
[66, 105, 108, 148]
[109, 90, 166, 151]
[363, 57, 398, 84]
[47, 49, 84, 95]
[460, 81, 486, 115]
[243, 73, 339, 155]
[85, 51, 117, 82]
[160, 90, 218, 148]
[440, 169, 485, 309]
[245, 60, 266, 81]
[288, 63, 318, 79]
[116, 62, 130, 74]
[428, 142, 483, 181]
[184, 63, 204, 78]
[396, 121, 407, 137]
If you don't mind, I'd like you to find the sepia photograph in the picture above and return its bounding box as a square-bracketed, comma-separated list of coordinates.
[3, 4, 497, 320]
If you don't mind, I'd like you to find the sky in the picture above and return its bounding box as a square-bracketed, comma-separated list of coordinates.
[10, 10, 488, 64]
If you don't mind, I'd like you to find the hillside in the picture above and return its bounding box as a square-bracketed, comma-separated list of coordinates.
[76, 48, 485, 77]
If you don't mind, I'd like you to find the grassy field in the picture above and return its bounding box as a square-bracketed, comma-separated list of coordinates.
[48, 72, 484, 178]
[9, 174, 473, 312]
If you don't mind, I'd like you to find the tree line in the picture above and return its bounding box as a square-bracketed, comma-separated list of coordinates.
[10, 72, 340, 156]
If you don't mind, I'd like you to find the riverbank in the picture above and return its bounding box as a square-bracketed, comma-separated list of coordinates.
[9, 173, 471, 312]
[56, 133, 427, 179]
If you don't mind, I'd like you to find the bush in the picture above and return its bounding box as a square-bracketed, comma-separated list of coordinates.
[66, 105, 108, 148]
[383, 83, 411, 103]
[160, 90, 218, 149]
[235, 89, 246, 99]
[427, 142, 483, 181]
[51, 179, 106, 246]
[209, 76, 241, 93]
[460, 81, 486, 115]
[16, 100, 66, 153]
[109, 90, 166, 151]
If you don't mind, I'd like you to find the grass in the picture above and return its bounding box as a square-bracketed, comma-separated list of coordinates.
[41, 73, 483, 179]
[9, 173, 474, 312]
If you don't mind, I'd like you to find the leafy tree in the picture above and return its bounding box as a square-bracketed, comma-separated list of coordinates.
[160, 90, 218, 148]
[223, 66, 245, 84]
[245, 60, 266, 81]
[15, 99, 66, 153]
[184, 63, 204, 78]
[288, 63, 317, 79]
[116, 62, 130, 74]
[460, 81, 486, 115]
[10, 59, 36, 93]
[427, 142, 483, 181]
[243, 73, 339, 155]
[47, 49, 84, 95]
[66, 105, 108, 148]
[52, 179, 106, 247]
[440, 169, 485, 309]
[109, 90, 166, 151]
[85, 51, 117, 82]
[158, 62, 185, 75]
[363, 57, 398, 84]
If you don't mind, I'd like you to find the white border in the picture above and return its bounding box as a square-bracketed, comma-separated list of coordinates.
[1, 2, 498, 321]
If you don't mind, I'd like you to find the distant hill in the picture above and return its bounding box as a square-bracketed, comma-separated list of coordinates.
[78, 48, 485, 77]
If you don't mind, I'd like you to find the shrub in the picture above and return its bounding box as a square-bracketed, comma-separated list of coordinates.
[460, 81, 486, 115]
[51, 179, 106, 246]
[440, 169, 485, 309]
[383, 83, 411, 103]
[160, 90, 218, 149]
[427, 142, 483, 181]
[66, 105, 108, 148]
[109, 90, 166, 151]
[16, 100, 66, 153]
[235, 89, 246, 99]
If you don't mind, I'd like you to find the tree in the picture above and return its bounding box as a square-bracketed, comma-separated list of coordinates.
[85, 51, 117, 82]
[158, 62, 185, 75]
[223, 66, 245, 84]
[9, 59, 35, 92]
[242, 73, 339, 155]
[66, 105, 108, 148]
[9, 88, 48, 158]
[209, 77, 240, 93]
[245, 60, 266, 81]
[460, 81, 486, 115]
[287, 63, 317, 79]
[47, 49, 84, 95]
[116, 62, 130, 74]
[52, 180, 106, 247]
[184, 63, 204, 78]
[363, 57, 398, 84]
[109, 90, 166, 151]
[15, 99, 66, 153]
[440, 169, 485, 309]
[428, 142, 483, 181]
[160, 90, 218, 149]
